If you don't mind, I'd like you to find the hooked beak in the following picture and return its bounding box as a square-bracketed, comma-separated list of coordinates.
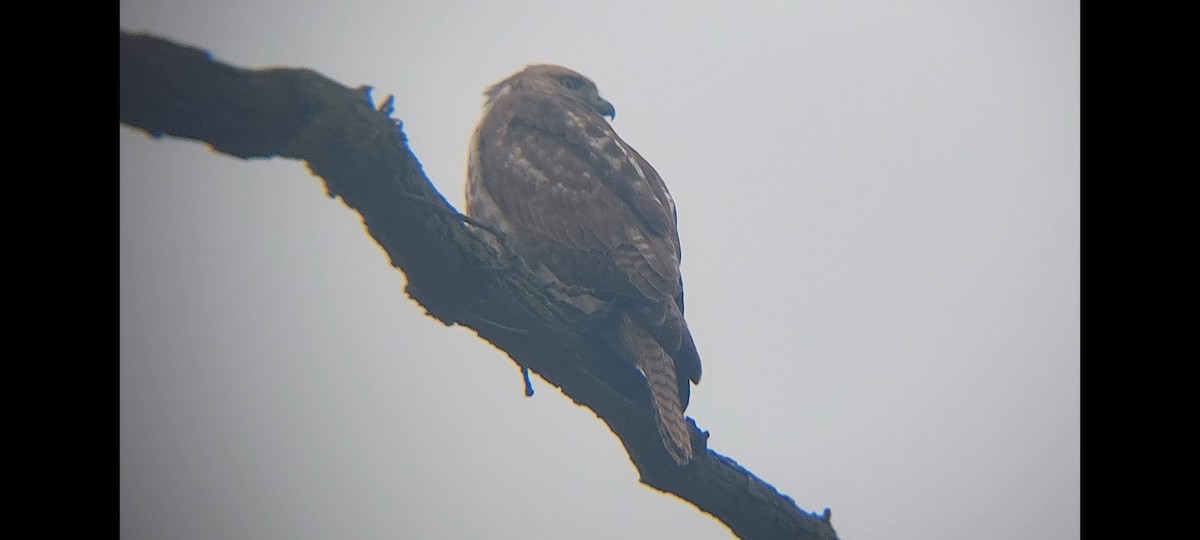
[593, 97, 616, 120]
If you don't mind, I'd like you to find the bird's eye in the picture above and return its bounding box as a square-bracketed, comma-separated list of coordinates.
[557, 77, 583, 91]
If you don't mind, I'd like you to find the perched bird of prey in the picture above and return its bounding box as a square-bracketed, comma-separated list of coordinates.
[466, 64, 702, 465]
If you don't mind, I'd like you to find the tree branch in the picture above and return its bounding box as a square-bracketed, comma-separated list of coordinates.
[119, 29, 839, 540]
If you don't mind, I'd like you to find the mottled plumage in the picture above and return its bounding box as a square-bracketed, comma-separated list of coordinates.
[466, 64, 701, 465]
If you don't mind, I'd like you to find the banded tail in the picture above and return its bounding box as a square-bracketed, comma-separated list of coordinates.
[619, 314, 692, 465]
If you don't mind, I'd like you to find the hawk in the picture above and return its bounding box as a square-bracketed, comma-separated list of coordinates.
[465, 64, 702, 465]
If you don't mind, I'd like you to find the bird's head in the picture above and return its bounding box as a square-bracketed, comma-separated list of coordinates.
[485, 64, 616, 120]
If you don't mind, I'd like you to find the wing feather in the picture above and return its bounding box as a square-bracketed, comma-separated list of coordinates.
[476, 96, 681, 299]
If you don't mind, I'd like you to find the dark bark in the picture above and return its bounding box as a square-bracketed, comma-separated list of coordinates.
[119, 29, 840, 540]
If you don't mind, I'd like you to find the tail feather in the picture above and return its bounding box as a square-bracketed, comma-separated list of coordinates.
[619, 314, 693, 465]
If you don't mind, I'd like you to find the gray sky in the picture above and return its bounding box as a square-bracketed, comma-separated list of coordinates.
[120, 1, 1080, 539]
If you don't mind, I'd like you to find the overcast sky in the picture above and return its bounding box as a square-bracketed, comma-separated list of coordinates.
[120, 1, 1079, 539]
